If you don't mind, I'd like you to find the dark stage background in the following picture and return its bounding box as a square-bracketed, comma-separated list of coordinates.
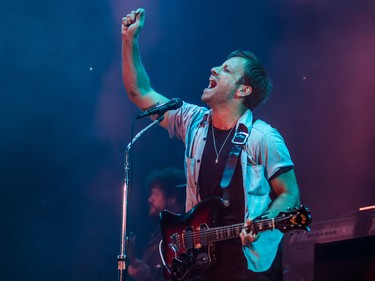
[1, 1, 374, 280]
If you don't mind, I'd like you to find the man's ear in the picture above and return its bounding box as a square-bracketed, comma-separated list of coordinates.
[239, 85, 252, 97]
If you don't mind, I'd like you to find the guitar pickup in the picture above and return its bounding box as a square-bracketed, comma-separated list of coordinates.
[169, 233, 180, 252]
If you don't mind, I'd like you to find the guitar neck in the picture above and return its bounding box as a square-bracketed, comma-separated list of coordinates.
[200, 219, 275, 243]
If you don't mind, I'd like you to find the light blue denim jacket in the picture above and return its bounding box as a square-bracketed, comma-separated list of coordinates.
[167, 102, 294, 272]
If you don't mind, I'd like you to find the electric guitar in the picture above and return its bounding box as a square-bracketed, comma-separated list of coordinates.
[159, 196, 311, 281]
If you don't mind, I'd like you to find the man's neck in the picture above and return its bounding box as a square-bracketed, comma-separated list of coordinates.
[211, 107, 246, 130]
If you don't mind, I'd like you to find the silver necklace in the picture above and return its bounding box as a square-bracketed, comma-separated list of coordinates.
[211, 124, 236, 164]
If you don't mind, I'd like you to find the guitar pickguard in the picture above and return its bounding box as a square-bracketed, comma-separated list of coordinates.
[160, 197, 224, 281]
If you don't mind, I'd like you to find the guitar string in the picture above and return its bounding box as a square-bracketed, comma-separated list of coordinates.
[175, 221, 309, 248]
[178, 216, 303, 241]
[174, 212, 308, 242]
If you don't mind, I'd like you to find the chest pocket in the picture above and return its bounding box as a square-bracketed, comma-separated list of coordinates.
[245, 164, 269, 195]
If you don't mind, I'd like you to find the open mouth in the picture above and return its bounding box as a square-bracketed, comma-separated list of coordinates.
[208, 78, 217, 89]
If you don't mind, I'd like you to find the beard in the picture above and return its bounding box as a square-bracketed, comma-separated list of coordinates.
[148, 206, 158, 217]
[202, 89, 234, 110]
[149, 204, 166, 217]
[201, 88, 216, 106]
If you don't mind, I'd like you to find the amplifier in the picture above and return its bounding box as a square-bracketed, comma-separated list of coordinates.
[283, 213, 375, 281]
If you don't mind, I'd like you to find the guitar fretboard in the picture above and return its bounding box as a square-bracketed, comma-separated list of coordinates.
[181, 218, 277, 248]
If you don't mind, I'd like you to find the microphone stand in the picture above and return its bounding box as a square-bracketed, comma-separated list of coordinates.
[117, 115, 164, 281]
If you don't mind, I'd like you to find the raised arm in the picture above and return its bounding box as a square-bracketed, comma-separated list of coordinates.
[121, 8, 170, 128]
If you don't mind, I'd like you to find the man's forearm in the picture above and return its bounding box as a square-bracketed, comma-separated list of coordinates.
[267, 170, 301, 218]
[267, 191, 300, 218]
[122, 38, 152, 101]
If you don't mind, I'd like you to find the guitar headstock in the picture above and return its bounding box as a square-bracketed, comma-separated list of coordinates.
[274, 205, 312, 233]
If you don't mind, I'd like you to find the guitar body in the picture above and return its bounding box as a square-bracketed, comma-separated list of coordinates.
[160, 196, 312, 281]
[160, 196, 224, 281]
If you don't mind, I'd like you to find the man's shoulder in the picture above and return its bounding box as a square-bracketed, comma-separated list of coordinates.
[247, 119, 285, 148]
[176, 102, 210, 126]
[167, 102, 210, 136]
[251, 119, 274, 135]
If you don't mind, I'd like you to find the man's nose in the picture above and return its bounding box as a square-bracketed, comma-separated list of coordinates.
[211, 66, 219, 75]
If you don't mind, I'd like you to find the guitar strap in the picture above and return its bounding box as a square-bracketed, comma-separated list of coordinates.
[220, 122, 250, 207]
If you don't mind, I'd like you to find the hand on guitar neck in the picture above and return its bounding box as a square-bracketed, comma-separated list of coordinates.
[240, 219, 258, 246]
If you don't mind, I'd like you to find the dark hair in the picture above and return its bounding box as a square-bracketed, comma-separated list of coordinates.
[146, 167, 186, 206]
[227, 50, 273, 110]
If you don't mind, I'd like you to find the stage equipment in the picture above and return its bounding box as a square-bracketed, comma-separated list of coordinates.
[117, 115, 165, 281]
[117, 98, 182, 281]
[283, 208, 375, 281]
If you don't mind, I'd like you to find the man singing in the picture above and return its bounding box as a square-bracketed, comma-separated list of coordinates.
[122, 8, 300, 281]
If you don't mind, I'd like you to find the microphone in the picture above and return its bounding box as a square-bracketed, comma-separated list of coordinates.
[136, 98, 183, 119]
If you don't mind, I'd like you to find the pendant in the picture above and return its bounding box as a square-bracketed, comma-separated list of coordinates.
[215, 158, 219, 164]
